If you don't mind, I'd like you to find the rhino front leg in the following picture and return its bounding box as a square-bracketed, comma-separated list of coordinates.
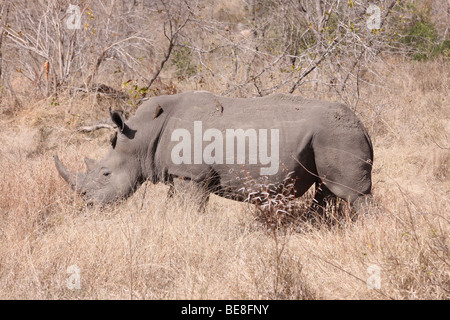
[166, 174, 176, 200]
[166, 177, 211, 212]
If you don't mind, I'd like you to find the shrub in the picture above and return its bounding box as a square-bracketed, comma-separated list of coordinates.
[401, 5, 449, 61]
[171, 45, 197, 80]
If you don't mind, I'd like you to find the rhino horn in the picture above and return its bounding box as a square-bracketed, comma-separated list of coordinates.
[54, 155, 84, 191]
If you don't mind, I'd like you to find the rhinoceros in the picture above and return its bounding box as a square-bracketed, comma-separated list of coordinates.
[54, 91, 373, 213]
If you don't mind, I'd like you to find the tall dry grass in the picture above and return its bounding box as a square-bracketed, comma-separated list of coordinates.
[0, 58, 448, 299]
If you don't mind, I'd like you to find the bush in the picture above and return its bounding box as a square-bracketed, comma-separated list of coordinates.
[171, 45, 197, 80]
[401, 7, 449, 61]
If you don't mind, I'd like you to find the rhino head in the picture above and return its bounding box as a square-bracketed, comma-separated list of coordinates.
[54, 107, 146, 204]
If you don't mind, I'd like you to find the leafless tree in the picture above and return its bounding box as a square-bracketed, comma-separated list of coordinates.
[2, 0, 192, 98]
[178, 0, 405, 109]
[0, 1, 9, 82]
[1, 0, 440, 111]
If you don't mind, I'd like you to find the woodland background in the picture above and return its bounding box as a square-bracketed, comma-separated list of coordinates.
[0, 0, 448, 299]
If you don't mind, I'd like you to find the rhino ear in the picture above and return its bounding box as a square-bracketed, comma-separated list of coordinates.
[109, 107, 126, 132]
[152, 105, 164, 120]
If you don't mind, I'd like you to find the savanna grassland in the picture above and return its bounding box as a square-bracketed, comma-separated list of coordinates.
[0, 0, 448, 299]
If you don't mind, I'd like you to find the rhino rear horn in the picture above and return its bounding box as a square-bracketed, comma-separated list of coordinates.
[84, 157, 96, 171]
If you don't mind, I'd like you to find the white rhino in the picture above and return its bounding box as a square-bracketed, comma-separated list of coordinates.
[55, 91, 373, 213]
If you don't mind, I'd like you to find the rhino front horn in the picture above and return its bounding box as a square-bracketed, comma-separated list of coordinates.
[54, 155, 83, 191]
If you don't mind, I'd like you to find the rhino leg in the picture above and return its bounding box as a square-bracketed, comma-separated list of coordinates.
[351, 194, 376, 215]
[166, 177, 211, 212]
[311, 130, 373, 215]
[311, 182, 335, 212]
[309, 181, 337, 216]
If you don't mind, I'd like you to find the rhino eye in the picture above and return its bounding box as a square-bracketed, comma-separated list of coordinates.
[103, 171, 111, 177]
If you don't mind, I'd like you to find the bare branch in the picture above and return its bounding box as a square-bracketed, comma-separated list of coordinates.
[77, 124, 115, 132]
[144, 1, 191, 94]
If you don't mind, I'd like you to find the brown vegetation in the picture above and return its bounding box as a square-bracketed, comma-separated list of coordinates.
[0, 0, 448, 299]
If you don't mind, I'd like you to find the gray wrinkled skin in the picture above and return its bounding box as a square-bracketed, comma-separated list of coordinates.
[55, 91, 373, 212]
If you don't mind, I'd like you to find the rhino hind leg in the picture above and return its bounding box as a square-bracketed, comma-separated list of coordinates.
[309, 181, 337, 216]
[312, 134, 373, 216]
[309, 181, 377, 221]
[351, 194, 376, 215]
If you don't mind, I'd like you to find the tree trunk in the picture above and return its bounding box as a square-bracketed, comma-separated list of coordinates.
[0, 3, 10, 83]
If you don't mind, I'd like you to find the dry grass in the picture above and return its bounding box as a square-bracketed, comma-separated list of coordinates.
[0, 58, 448, 300]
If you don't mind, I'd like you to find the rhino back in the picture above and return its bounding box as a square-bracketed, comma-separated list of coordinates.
[136, 92, 370, 193]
